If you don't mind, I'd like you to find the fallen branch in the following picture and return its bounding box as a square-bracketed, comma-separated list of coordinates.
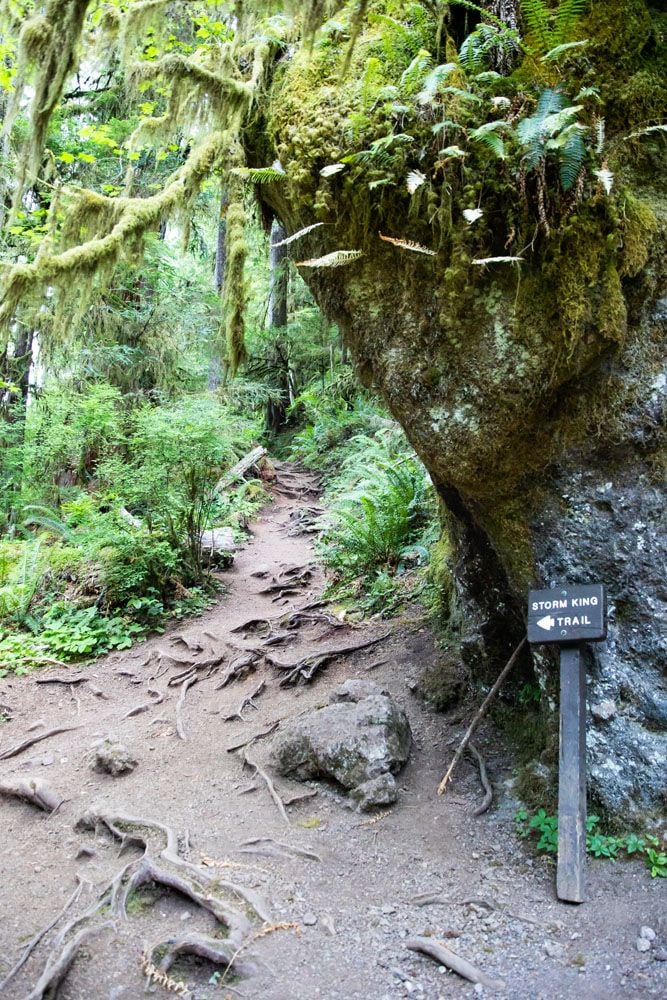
[468, 741, 493, 816]
[242, 750, 290, 825]
[215, 446, 266, 493]
[437, 638, 526, 795]
[406, 936, 505, 990]
[0, 726, 80, 761]
[0, 777, 64, 813]
[0, 877, 85, 991]
[121, 689, 164, 720]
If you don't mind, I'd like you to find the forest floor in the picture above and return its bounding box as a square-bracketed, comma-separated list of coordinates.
[0, 465, 665, 1000]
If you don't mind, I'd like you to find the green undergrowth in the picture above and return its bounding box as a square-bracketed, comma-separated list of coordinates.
[0, 386, 267, 673]
[287, 374, 438, 616]
[516, 808, 667, 878]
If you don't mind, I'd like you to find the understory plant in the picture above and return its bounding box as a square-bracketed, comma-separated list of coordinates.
[515, 808, 667, 878]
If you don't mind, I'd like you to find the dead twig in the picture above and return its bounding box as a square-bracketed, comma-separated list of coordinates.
[437, 638, 526, 795]
[406, 936, 506, 990]
[0, 726, 80, 761]
[468, 741, 493, 816]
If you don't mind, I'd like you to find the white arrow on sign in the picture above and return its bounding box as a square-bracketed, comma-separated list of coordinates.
[537, 615, 556, 631]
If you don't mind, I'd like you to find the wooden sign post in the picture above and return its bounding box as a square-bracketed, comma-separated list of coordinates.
[527, 584, 607, 904]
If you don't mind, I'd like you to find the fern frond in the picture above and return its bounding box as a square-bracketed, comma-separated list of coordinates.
[555, 0, 587, 45]
[438, 145, 467, 159]
[296, 250, 363, 268]
[546, 124, 587, 190]
[626, 123, 667, 139]
[379, 233, 437, 256]
[468, 120, 509, 160]
[406, 170, 426, 194]
[231, 166, 286, 184]
[400, 49, 433, 93]
[472, 256, 524, 264]
[320, 163, 346, 177]
[416, 63, 457, 106]
[541, 39, 588, 62]
[270, 223, 326, 248]
[521, 0, 553, 53]
[441, 86, 482, 104]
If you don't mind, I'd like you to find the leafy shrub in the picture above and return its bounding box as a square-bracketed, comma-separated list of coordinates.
[39, 602, 144, 657]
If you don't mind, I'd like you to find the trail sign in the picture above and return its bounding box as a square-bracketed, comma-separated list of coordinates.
[527, 584, 606, 645]
[526, 582, 607, 905]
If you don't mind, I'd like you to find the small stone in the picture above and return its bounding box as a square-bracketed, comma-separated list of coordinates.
[591, 700, 616, 722]
[653, 948, 667, 962]
[94, 740, 138, 777]
[639, 926, 656, 941]
[180, 911, 192, 921]
[381, 904, 396, 915]
[544, 941, 565, 960]
[636, 938, 651, 953]
[473, 985, 484, 995]
[303, 912, 318, 926]
[41, 753, 54, 766]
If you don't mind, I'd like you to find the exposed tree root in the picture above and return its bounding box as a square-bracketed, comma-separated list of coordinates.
[0, 777, 64, 813]
[0, 726, 80, 761]
[264, 634, 387, 686]
[437, 638, 526, 795]
[175, 675, 198, 741]
[5, 808, 273, 997]
[26, 922, 114, 1000]
[35, 675, 89, 686]
[223, 679, 267, 722]
[238, 838, 321, 862]
[216, 652, 261, 689]
[406, 936, 506, 990]
[122, 689, 164, 720]
[0, 877, 85, 991]
[242, 750, 290, 825]
[468, 742, 493, 816]
[226, 720, 280, 752]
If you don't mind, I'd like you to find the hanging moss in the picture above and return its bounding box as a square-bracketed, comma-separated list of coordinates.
[222, 182, 248, 374]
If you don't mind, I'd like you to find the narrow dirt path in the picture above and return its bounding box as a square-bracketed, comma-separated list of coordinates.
[0, 464, 664, 1000]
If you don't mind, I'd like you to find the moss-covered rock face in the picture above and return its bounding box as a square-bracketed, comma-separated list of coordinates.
[251, 1, 666, 820]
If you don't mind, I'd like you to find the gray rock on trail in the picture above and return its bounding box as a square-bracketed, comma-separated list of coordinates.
[271, 680, 412, 810]
[94, 740, 138, 777]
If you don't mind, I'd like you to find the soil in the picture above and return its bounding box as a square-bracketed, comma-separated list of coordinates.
[0, 465, 665, 1000]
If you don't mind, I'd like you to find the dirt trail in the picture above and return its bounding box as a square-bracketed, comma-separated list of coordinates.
[0, 465, 664, 1000]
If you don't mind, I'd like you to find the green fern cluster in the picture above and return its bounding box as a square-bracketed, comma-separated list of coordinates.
[516, 87, 587, 190]
[521, 0, 588, 57]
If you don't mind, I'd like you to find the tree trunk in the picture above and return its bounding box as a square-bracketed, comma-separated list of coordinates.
[209, 186, 228, 390]
[265, 220, 289, 432]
